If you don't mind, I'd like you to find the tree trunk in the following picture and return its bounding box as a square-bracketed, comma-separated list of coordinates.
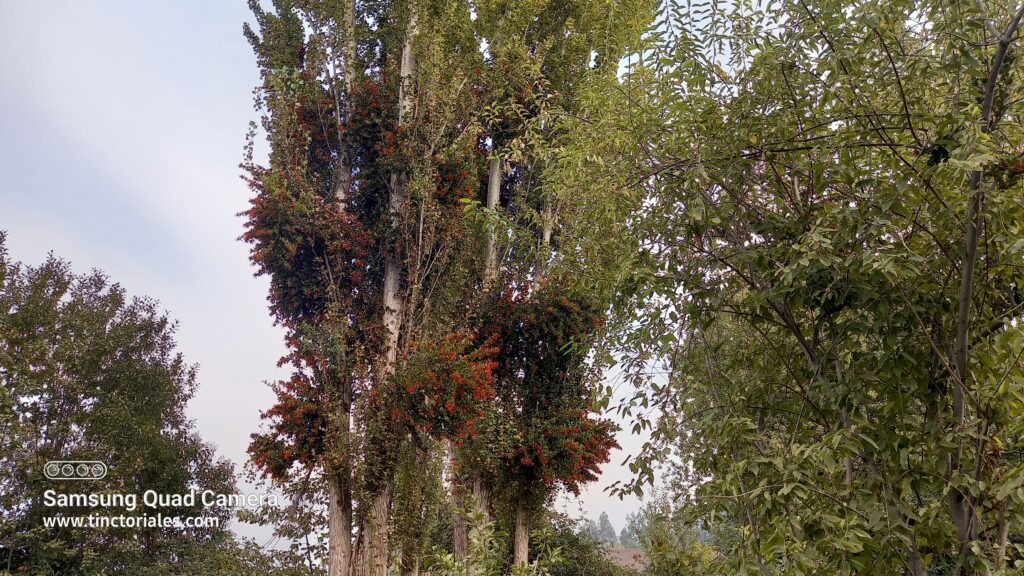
[358, 483, 393, 576]
[471, 473, 491, 522]
[484, 157, 502, 285]
[363, 5, 418, 575]
[328, 2, 358, 570]
[332, 0, 357, 201]
[513, 498, 529, 566]
[454, 128, 502, 560]
[452, 489, 468, 561]
[450, 441, 469, 560]
[948, 11, 1024, 573]
[995, 506, 1010, 572]
[535, 199, 554, 280]
[906, 534, 926, 576]
[328, 474, 353, 576]
[400, 539, 420, 576]
[342, 0, 357, 96]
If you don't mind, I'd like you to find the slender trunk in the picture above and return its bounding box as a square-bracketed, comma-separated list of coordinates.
[837, 356, 853, 490]
[513, 498, 529, 566]
[395, 3, 418, 127]
[328, 3, 357, 568]
[454, 134, 502, 559]
[333, 0, 357, 201]
[540, 204, 553, 247]
[484, 157, 502, 285]
[449, 442, 469, 561]
[995, 506, 1010, 572]
[328, 474, 353, 576]
[907, 533, 926, 576]
[907, 549, 926, 576]
[363, 6, 418, 575]
[536, 200, 554, 279]
[949, 11, 1024, 572]
[467, 471, 493, 574]
[471, 473, 491, 521]
[452, 488, 468, 560]
[342, 0, 357, 96]
[400, 553, 420, 576]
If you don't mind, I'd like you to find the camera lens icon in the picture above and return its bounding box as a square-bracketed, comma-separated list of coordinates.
[44, 461, 107, 480]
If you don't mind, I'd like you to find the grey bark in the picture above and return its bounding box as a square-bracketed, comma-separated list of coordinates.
[513, 498, 529, 566]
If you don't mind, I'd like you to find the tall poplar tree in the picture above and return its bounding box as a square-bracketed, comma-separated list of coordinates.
[241, 1, 653, 574]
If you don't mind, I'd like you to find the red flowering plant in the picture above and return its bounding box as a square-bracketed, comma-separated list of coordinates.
[508, 409, 619, 496]
[480, 284, 619, 496]
[249, 371, 329, 481]
[241, 23, 395, 485]
[388, 332, 500, 442]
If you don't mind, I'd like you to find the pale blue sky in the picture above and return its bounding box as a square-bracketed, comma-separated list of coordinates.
[0, 0, 642, 541]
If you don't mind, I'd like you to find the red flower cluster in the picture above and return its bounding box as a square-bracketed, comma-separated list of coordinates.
[390, 333, 499, 441]
[480, 285, 618, 495]
[249, 372, 329, 481]
[434, 157, 478, 206]
[506, 411, 619, 495]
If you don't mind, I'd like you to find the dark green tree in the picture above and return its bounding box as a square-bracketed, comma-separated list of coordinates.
[0, 233, 288, 575]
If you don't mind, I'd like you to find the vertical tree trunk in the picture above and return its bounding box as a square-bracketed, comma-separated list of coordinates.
[328, 3, 358, 573]
[361, 484, 393, 576]
[513, 498, 529, 566]
[363, 4, 418, 575]
[454, 143, 502, 561]
[471, 474, 491, 521]
[452, 487, 468, 561]
[328, 474, 353, 576]
[483, 157, 502, 285]
[332, 0, 357, 201]
[400, 551, 420, 576]
[450, 442, 469, 561]
[536, 200, 554, 280]
[948, 12, 1023, 573]
[342, 0, 357, 96]
[994, 507, 1010, 572]
[906, 533, 926, 576]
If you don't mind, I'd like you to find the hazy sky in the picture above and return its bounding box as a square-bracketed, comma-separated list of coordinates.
[0, 0, 643, 543]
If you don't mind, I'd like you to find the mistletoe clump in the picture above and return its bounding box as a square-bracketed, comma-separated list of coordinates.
[482, 285, 618, 495]
[390, 333, 500, 442]
[242, 179, 374, 326]
[249, 371, 330, 481]
[509, 408, 619, 495]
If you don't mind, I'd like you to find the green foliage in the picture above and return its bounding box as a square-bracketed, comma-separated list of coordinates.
[0, 234, 290, 574]
[548, 0, 1024, 574]
[541, 513, 634, 576]
[428, 507, 565, 576]
[628, 497, 715, 576]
